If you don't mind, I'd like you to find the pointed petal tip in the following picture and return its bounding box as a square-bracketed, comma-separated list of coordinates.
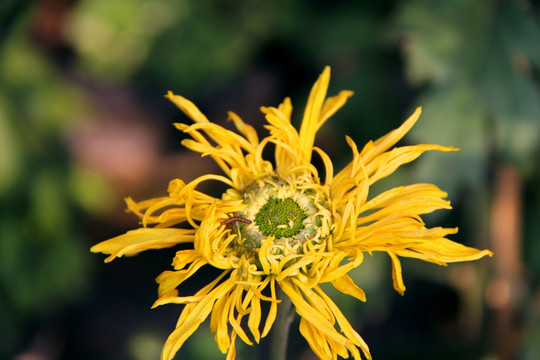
[410, 106, 422, 120]
[89, 246, 115, 263]
[341, 89, 354, 97]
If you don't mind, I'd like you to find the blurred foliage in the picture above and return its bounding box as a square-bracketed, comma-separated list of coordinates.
[394, 2, 540, 359]
[394, 0, 540, 190]
[64, 0, 180, 81]
[64, 0, 407, 146]
[0, 15, 111, 358]
[64, 0, 292, 87]
[1, 0, 540, 359]
[0, 0, 34, 44]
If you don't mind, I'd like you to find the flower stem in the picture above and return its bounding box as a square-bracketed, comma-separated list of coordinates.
[270, 288, 295, 360]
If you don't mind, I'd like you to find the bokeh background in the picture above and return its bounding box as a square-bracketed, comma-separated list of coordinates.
[1, 0, 540, 359]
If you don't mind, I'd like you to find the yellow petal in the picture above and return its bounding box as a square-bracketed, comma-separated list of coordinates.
[213, 292, 231, 352]
[91, 228, 195, 262]
[331, 274, 367, 302]
[319, 250, 364, 283]
[225, 332, 237, 360]
[403, 238, 493, 263]
[388, 251, 406, 295]
[366, 144, 458, 186]
[318, 90, 354, 131]
[156, 258, 207, 297]
[315, 286, 372, 359]
[174, 123, 232, 176]
[171, 250, 199, 270]
[161, 279, 235, 360]
[278, 96, 293, 119]
[355, 184, 452, 227]
[279, 280, 350, 347]
[313, 146, 334, 186]
[151, 294, 206, 307]
[228, 111, 259, 146]
[360, 107, 421, 163]
[172, 270, 230, 326]
[299, 317, 345, 359]
[165, 91, 210, 123]
[299, 66, 330, 162]
[358, 184, 449, 214]
[227, 287, 253, 346]
[247, 294, 262, 343]
[261, 277, 279, 337]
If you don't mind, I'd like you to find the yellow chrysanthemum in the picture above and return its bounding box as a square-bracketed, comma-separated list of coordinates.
[92, 67, 492, 360]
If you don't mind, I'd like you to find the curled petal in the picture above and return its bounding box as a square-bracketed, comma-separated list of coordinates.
[318, 90, 354, 131]
[331, 274, 367, 302]
[388, 251, 406, 295]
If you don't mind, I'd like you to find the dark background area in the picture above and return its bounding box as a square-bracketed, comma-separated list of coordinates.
[1, 0, 540, 359]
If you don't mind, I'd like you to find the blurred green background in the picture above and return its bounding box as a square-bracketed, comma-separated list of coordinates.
[1, 0, 539, 359]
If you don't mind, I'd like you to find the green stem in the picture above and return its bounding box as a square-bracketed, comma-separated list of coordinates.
[270, 288, 295, 360]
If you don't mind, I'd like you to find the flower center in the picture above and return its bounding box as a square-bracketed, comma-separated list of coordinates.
[255, 198, 307, 239]
[221, 175, 332, 274]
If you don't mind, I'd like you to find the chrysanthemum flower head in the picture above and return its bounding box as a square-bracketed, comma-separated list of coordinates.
[92, 67, 492, 360]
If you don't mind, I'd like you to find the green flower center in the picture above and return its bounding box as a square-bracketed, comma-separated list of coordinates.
[223, 175, 332, 273]
[255, 198, 307, 239]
